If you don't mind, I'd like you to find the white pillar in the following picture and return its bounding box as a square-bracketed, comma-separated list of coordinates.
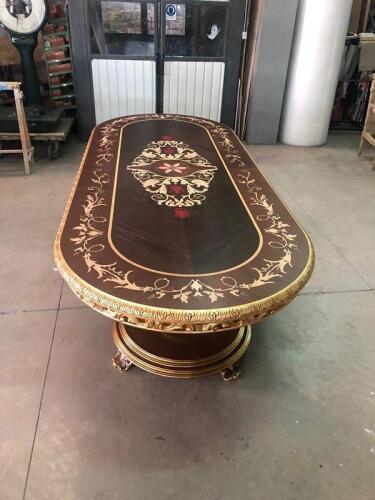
[279, 0, 353, 146]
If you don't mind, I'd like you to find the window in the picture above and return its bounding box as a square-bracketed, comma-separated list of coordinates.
[164, 3, 227, 58]
[90, 0, 155, 56]
[102, 2, 142, 34]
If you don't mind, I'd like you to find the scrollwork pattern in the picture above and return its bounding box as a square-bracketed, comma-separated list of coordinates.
[67, 114, 300, 305]
[127, 137, 218, 209]
[128, 168, 216, 208]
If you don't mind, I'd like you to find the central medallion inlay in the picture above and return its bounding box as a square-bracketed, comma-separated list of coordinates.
[127, 135, 218, 218]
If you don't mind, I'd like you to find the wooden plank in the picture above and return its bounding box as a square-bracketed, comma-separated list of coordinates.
[238, 0, 263, 138]
[0, 81, 34, 174]
[362, 0, 372, 31]
[359, 76, 375, 158]
[89, 5, 108, 55]
[362, 131, 375, 145]
[349, 0, 363, 33]
[0, 81, 20, 91]
[221, 0, 247, 128]
[0, 149, 24, 154]
[68, 0, 96, 139]
[13, 87, 31, 174]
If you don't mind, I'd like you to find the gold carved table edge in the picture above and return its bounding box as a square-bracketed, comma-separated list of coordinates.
[54, 113, 315, 380]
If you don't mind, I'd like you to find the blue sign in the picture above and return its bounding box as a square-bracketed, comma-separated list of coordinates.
[166, 4, 176, 18]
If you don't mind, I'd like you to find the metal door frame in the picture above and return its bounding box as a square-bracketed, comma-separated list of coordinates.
[69, 0, 246, 139]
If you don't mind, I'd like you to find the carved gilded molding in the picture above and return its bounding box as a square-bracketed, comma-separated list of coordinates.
[54, 114, 314, 333]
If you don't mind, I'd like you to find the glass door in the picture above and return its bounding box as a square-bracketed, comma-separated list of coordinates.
[69, 0, 245, 136]
[88, 0, 158, 123]
[161, 1, 230, 121]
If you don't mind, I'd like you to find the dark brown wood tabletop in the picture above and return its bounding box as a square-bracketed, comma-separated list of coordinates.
[55, 114, 314, 332]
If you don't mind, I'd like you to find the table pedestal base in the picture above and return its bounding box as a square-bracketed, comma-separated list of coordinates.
[112, 323, 251, 379]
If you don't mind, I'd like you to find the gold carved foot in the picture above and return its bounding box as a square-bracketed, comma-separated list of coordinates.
[221, 362, 241, 382]
[112, 350, 133, 372]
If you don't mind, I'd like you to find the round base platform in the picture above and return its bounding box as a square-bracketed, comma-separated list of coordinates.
[112, 323, 251, 379]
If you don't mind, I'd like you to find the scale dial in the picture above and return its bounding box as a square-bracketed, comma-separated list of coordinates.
[0, 0, 47, 35]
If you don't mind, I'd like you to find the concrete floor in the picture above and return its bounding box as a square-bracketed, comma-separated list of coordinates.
[0, 133, 374, 500]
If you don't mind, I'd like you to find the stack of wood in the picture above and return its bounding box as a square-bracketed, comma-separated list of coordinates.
[359, 75, 375, 170]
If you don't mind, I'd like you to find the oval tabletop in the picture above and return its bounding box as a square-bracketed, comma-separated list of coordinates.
[55, 115, 314, 333]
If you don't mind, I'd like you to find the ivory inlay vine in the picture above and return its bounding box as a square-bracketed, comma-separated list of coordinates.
[127, 137, 218, 216]
[69, 115, 298, 304]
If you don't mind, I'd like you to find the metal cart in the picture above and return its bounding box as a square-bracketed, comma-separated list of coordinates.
[0, 116, 74, 160]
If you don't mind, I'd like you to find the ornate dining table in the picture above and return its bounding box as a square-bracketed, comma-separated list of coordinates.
[54, 114, 314, 380]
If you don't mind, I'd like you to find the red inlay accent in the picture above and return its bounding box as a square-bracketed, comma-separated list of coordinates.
[162, 135, 172, 141]
[169, 185, 185, 194]
[174, 208, 190, 219]
[164, 146, 176, 155]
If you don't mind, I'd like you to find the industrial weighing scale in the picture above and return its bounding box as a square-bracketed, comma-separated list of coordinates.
[0, 0, 64, 133]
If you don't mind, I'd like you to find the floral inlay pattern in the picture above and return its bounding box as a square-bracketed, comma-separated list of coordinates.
[69, 115, 299, 304]
[127, 136, 217, 218]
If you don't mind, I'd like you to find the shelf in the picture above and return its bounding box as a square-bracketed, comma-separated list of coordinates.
[52, 93, 75, 100]
[48, 69, 73, 77]
[43, 30, 69, 37]
[44, 43, 70, 52]
[50, 81, 75, 89]
[43, 8, 75, 118]
[47, 57, 71, 64]
[48, 17, 67, 24]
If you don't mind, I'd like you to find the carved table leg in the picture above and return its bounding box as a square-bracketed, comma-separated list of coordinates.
[220, 362, 241, 382]
[112, 350, 133, 372]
